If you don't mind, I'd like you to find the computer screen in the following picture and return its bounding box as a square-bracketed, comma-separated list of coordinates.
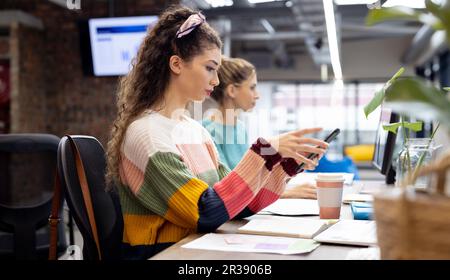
[88, 16, 159, 76]
[372, 106, 399, 176]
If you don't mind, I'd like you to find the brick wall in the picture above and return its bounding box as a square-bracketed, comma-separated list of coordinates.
[0, 37, 8, 56]
[0, 0, 181, 204]
[0, 36, 10, 134]
[10, 23, 47, 133]
[0, 0, 178, 145]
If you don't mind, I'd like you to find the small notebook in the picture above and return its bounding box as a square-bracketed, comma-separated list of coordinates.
[313, 220, 377, 246]
[342, 193, 373, 204]
[237, 218, 337, 239]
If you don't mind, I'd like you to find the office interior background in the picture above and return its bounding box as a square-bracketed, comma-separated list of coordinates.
[0, 0, 449, 213]
[0, 0, 449, 260]
[1, 0, 448, 149]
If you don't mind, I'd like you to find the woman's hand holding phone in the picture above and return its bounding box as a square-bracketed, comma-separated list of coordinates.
[267, 127, 329, 170]
[296, 128, 341, 173]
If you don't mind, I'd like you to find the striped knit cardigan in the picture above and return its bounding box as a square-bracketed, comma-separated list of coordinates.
[118, 111, 298, 259]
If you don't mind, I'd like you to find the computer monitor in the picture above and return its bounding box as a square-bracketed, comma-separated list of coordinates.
[372, 106, 399, 184]
[83, 16, 159, 76]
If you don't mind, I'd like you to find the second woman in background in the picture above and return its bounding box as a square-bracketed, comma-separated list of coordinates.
[203, 57, 318, 199]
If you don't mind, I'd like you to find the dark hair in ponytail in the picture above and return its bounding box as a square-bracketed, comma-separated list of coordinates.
[210, 56, 255, 105]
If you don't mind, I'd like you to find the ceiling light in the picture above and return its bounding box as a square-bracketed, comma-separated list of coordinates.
[260, 19, 275, 34]
[334, 0, 378, 5]
[323, 0, 343, 80]
[204, 0, 233, 8]
[248, 0, 283, 4]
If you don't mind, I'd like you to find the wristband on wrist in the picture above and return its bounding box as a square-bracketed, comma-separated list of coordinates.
[250, 137, 282, 171]
[280, 157, 298, 176]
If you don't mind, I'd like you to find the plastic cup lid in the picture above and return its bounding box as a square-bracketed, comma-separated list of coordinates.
[315, 173, 345, 182]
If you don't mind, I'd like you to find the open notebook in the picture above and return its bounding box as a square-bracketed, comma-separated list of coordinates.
[238, 218, 337, 239]
[313, 220, 377, 246]
[238, 218, 377, 246]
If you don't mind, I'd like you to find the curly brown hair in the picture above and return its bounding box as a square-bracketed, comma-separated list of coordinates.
[106, 5, 222, 185]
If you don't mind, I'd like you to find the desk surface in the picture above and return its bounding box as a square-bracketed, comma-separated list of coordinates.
[151, 180, 389, 260]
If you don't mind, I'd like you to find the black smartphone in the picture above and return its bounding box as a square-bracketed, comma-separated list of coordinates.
[295, 128, 341, 174]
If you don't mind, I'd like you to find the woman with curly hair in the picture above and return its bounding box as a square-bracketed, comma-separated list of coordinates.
[106, 5, 328, 260]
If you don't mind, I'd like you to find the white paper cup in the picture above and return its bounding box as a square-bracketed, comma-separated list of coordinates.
[315, 173, 345, 219]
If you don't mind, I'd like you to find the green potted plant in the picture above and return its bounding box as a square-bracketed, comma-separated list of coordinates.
[364, 67, 441, 188]
[364, 0, 450, 259]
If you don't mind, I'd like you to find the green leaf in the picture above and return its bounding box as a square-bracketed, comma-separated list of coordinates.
[426, 0, 442, 16]
[406, 121, 423, 132]
[364, 89, 384, 119]
[432, 21, 445, 30]
[382, 122, 423, 134]
[365, 1, 450, 44]
[366, 7, 420, 26]
[382, 123, 401, 134]
[444, 87, 450, 91]
[382, 121, 422, 134]
[363, 67, 405, 118]
[389, 67, 405, 83]
[425, 0, 450, 43]
[384, 78, 450, 132]
[418, 13, 443, 29]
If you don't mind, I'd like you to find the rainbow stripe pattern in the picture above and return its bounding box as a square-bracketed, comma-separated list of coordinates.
[118, 112, 292, 259]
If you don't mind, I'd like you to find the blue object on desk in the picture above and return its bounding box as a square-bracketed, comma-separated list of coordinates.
[307, 155, 360, 180]
[351, 202, 373, 220]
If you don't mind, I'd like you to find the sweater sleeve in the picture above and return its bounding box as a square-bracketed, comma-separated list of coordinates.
[122, 138, 282, 233]
[245, 158, 300, 214]
[233, 162, 295, 219]
[213, 138, 296, 219]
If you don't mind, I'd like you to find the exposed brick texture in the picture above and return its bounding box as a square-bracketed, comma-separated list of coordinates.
[10, 23, 47, 133]
[0, 0, 178, 203]
[0, 38, 9, 56]
[1, 0, 179, 145]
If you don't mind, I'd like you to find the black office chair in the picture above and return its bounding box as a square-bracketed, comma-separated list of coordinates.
[0, 133, 67, 259]
[57, 135, 123, 260]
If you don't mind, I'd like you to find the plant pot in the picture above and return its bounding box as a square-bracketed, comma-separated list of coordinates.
[374, 149, 450, 259]
[395, 138, 435, 189]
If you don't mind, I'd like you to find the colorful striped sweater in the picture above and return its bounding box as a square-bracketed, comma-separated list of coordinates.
[118, 111, 298, 259]
[202, 118, 249, 170]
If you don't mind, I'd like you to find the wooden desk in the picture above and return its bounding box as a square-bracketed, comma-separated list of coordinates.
[151, 181, 389, 260]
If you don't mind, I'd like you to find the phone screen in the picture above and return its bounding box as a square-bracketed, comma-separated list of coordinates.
[295, 128, 340, 174]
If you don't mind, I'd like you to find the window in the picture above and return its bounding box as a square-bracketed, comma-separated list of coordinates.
[242, 82, 383, 150]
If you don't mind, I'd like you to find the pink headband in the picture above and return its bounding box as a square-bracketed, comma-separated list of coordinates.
[176, 13, 206, 39]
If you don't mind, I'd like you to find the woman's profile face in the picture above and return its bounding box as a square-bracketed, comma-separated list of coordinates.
[233, 72, 259, 112]
[179, 47, 222, 102]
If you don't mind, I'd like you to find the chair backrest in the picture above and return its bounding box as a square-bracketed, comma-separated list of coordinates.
[0, 133, 67, 259]
[57, 135, 123, 260]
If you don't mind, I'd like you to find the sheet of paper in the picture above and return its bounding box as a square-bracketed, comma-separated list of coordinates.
[342, 193, 373, 204]
[287, 172, 355, 187]
[259, 199, 319, 216]
[237, 217, 335, 239]
[346, 247, 380, 260]
[182, 233, 320, 255]
[313, 220, 377, 247]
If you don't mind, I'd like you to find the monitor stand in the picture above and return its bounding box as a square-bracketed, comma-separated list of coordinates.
[385, 165, 396, 185]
